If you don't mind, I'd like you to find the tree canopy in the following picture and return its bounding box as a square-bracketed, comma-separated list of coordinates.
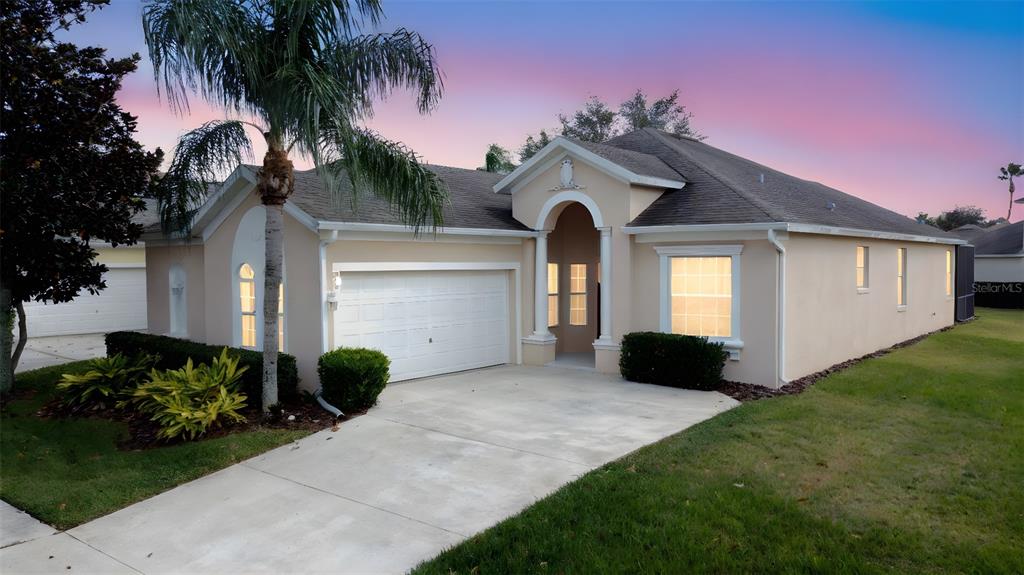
[481, 143, 515, 174]
[0, 0, 163, 389]
[558, 96, 619, 143]
[619, 89, 703, 140]
[519, 130, 552, 162]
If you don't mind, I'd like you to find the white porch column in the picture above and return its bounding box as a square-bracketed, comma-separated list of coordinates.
[596, 226, 613, 343]
[533, 231, 552, 338]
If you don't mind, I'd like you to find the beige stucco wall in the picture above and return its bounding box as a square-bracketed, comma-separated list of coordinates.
[630, 238, 780, 386]
[201, 193, 322, 388]
[144, 244, 206, 340]
[784, 234, 955, 378]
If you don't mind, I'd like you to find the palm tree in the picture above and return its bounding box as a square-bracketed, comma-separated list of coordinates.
[144, 0, 447, 411]
[999, 163, 1023, 221]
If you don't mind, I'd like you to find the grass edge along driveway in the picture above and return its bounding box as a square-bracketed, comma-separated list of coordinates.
[414, 308, 1024, 575]
[0, 362, 310, 530]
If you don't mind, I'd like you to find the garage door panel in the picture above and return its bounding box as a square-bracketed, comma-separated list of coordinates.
[23, 268, 147, 337]
[334, 269, 510, 382]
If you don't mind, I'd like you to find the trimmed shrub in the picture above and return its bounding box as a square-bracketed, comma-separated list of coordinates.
[619, 331, 728, 391]
[122, 348, 248, 440]
[105, 331, 298, 406]
[318, 348, 390, 413]
[57, 352, 159, 409]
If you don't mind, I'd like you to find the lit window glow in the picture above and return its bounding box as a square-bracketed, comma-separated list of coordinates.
[670, 256, 732, 337]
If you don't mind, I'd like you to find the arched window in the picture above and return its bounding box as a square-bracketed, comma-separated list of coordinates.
[239, 263, 256, 348]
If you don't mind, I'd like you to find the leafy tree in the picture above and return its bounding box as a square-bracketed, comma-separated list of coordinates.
[619, 89, 704, 140]
[932, 206, 987, 231]
[481, 144, 515, 174]
[0, 0, 163, 392]
[998, 162, 1022, 221]
[143, 0, 446, 410]
[559, 97, 618, 143]
[519, 130, 552, 162]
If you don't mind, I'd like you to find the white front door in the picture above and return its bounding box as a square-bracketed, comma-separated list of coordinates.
[333, 270, 510, 382]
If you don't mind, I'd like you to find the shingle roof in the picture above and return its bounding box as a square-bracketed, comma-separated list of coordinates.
[608, 128, 957, 239]
[972, 220, 1023, 255]
[571, 139, 683, 182]
[288, 164, 529, 231]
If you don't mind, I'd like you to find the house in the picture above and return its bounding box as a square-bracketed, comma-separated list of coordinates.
[142, 128, 965, 389]
[22, 200, 157, 337]
[964, 220, 1023, 308]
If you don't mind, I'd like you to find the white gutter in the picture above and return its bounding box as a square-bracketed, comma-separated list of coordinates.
[767, 229, 789, 388]
[317, 221, 539, 237]
[624, 222, 966, 246]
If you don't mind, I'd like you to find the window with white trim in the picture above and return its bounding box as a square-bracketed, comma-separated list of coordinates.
[671, 257, 732, 337]
[239, 263, 256, 348]
[945, 250, 953, 297]
[656, 245, 742, 348]
[547, 263, 559, 327]
[569, 264, 587, 326]
[897, 248, 907, 307]
[856, 246, 869, 289]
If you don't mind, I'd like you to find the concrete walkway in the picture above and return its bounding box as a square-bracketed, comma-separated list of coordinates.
[13, 334, 106, 373]
[0, 365, 738, 574]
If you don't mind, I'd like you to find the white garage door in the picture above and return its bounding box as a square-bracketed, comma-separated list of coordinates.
[23, 268, 148, 337]
[334, 270, 510, 382]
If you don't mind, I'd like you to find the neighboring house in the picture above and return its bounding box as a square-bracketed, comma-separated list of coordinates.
[964, 221, 1023, 308]
[142, 128, 966, 389]
[22, 200, 157, 337]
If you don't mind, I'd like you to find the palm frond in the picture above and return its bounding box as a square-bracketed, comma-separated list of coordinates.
[320, 28, 443, 114]
[319, 125, 448, 232]
[156, 120, 253, 234]
[143, 0, 264, 114]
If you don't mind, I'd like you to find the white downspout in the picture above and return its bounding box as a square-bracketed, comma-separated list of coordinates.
[768, 229, 789, 387]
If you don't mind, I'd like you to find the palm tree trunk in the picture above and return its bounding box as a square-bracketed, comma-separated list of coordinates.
[257, 145, 294, 412]
[1009, 179, 1016, 221]
[262, 202, 283, 410]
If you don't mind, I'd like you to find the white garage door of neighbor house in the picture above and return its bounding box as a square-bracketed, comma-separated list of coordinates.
[334, 270, 510, 382]
[23, 268, 147, 337]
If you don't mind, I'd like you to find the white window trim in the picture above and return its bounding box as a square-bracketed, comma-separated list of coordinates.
[856, 246, 870, 293]
[655, 245, 744, 359]
[897, 247, 908, 310]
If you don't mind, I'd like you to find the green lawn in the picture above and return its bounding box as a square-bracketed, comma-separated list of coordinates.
[415, 308, 1024, 574]
[1, 362, 310, 530]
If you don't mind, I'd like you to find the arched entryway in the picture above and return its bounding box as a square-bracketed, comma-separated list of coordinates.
[547, 203, 599, 366]
[527, 191, 614, 369]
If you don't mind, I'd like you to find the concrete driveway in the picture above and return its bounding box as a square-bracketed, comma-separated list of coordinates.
[1, 365, 738, 574]
[13, 334, 106, 373]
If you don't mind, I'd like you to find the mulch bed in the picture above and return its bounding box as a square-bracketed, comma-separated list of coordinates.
[36, 396, 348, 450]
[714, 326, 952, 402]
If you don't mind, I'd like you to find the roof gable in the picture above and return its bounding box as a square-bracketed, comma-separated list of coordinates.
[492, 136, 685, 194]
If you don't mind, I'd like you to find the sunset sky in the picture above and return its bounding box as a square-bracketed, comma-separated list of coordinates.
[62, 1, 1024, 222]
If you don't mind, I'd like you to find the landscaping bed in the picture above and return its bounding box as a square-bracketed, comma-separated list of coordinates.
[414, 308, 1024, 574]
[0, 361, 324, 529]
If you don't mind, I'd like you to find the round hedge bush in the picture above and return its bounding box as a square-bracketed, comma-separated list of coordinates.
[317, 348, 391, 412]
